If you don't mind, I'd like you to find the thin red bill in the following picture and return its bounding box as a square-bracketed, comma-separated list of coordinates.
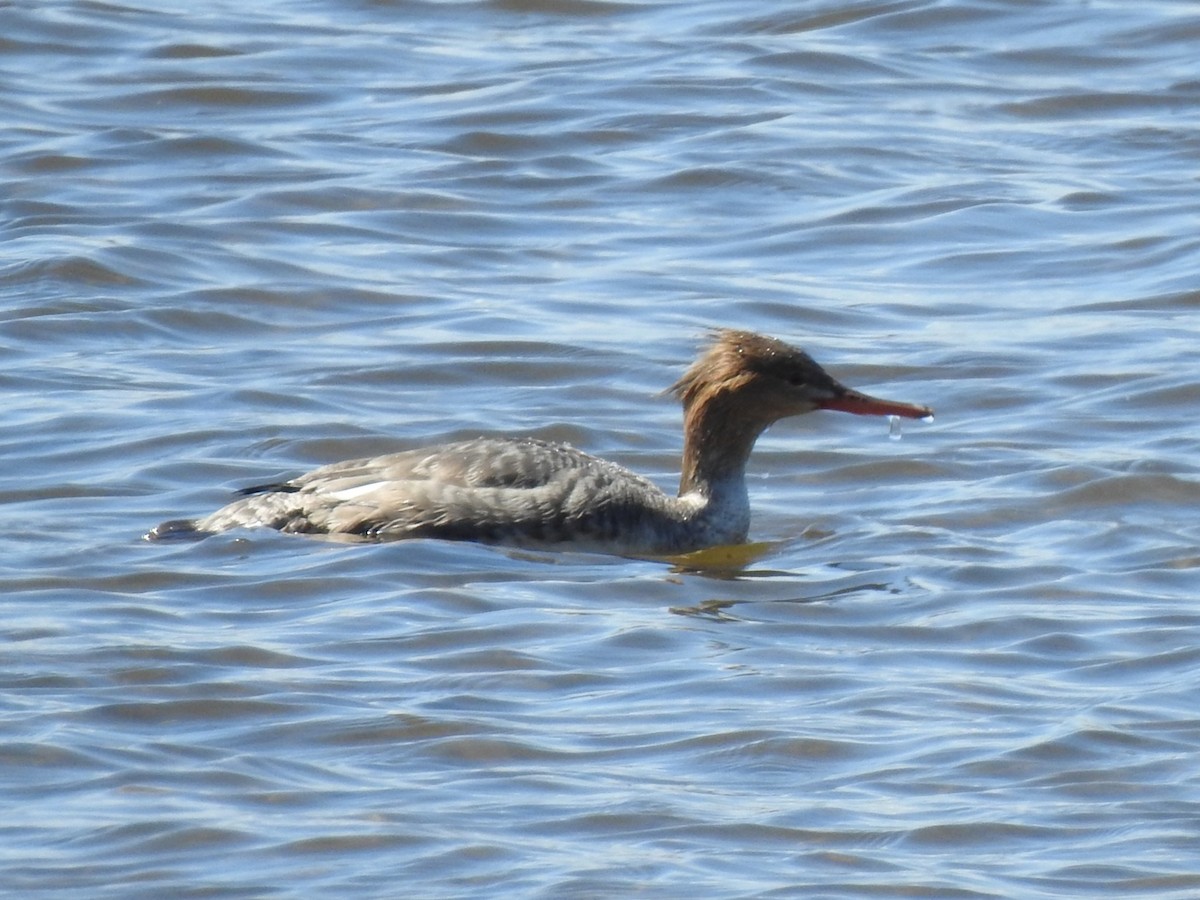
[819, 388, 933, 419]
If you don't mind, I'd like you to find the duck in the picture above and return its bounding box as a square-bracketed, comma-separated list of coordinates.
[146, 330, 931, 555]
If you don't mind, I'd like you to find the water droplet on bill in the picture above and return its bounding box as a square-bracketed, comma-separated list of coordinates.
[888, 415, 902, 440]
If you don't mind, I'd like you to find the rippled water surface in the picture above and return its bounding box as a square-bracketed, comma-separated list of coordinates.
[4, 0, 1200, 896]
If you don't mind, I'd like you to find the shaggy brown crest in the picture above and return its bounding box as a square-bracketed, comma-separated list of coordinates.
[670, 329, 841, 412]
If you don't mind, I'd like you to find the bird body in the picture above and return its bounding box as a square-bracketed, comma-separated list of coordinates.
[147, 331, 931, 555]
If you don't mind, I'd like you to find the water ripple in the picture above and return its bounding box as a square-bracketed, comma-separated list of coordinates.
[4, 0, 1200, 897]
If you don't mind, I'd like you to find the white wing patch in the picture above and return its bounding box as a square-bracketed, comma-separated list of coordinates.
[327, 481, 391, 502]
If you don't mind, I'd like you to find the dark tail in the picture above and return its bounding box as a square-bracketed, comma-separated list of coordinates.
[143, 518, 206, 541]
[237, 481, 299, 496]
[145, 481, 297, 541]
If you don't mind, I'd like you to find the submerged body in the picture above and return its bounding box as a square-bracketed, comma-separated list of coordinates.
[148, 330, 932, 555]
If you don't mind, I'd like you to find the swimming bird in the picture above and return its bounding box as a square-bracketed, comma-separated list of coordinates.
[146, 330, 931, 555]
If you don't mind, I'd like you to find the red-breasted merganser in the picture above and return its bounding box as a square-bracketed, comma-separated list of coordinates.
[146, 330, 932, 555]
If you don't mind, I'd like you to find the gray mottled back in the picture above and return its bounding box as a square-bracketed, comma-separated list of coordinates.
[190, 437, 736, 554]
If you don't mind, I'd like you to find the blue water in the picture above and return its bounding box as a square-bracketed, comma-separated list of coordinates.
[4, 0, 1200, 896]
